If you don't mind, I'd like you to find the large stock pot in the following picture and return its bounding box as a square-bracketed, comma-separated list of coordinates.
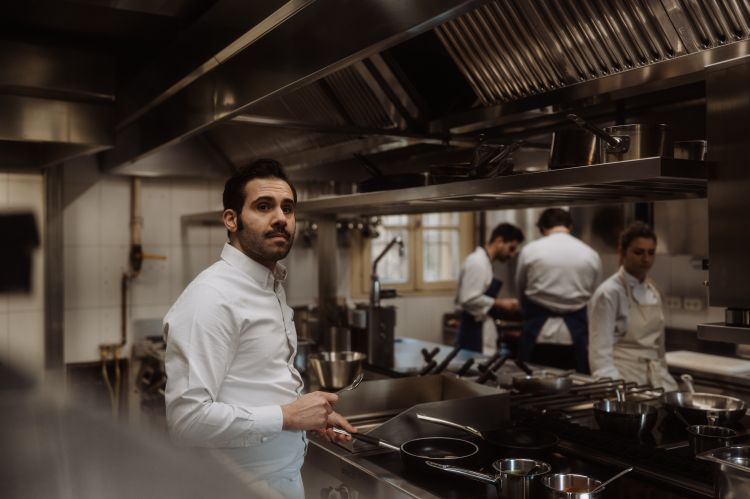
[567, 114, 672, 163]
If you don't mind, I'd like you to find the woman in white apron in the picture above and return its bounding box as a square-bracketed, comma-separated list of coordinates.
[588, 222, 678, 391]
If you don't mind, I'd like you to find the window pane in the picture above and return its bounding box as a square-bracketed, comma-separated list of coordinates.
[422, 213, 459, 227]
[422, 229, 459, 282]
[370, 228, 409, 284]
[381, 215, 408, 226]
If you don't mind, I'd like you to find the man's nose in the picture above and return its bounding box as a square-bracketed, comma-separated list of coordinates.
[271, 206, 288, 224]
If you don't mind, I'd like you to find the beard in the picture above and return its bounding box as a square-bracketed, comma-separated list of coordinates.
[236, 224, 295, 264]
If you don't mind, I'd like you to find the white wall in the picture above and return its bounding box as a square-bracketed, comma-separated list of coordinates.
[62, 158, 227, 363]
[0, 173, 45, 377]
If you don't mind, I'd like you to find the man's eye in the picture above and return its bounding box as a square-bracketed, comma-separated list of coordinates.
[282, 205, 295, 214]
[257, 203, 270, 211]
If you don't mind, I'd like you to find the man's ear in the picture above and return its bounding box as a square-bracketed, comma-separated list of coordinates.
[223, 209, 238, 233]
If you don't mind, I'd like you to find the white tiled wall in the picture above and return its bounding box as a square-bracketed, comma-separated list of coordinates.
[63, 158, 226, 363]
[0, 172, 46, 377]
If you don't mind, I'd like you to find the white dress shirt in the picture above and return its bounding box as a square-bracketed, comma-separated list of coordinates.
[515, 232, 602, 344]
[164, 243, 305, 486]
[588, 267, 660, 379]
[455, 246, 497, 353]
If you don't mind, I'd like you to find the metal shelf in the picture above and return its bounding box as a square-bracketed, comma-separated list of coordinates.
[182, 157, 707, 224]
[296, 157, 707, 216]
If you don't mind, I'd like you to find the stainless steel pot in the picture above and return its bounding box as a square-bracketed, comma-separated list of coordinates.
[665, 374, 748, 426]
[428, 458, 551, 499]
[308, 351, 366, 390]
[548, 128, 599, 170]
[698, 445, 750, 499]
[593, 399, 658, 437]
[688, 425, 738, 455]
[541, 473, 603, 499]
[567, 114, 672, 163]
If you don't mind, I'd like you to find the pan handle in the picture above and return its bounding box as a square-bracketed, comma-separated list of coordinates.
[425, 462, 497, 485]
[567, 114, 629, 153]
[331, 427, 400, 451]
[514, 358, 533, 375]
[416, 414, 484, 439]
[681, 373, 696, 393]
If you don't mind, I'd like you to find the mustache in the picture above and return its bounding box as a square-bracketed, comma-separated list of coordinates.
[265, 229, 291, 239]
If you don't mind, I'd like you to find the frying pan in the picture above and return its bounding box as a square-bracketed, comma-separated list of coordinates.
[665, 374, 748, 425]
[332, 428, 478, 474]
[512, 359, 574, 395]
[416, 414, 558, 457]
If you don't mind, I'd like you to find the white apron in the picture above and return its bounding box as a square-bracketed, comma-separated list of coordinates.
[612, 271, 678, 391]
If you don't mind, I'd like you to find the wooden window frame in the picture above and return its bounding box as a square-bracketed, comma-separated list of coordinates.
[351, 213, 475, 298]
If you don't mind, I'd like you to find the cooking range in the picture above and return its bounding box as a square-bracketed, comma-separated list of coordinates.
[322, 366, 750, 498]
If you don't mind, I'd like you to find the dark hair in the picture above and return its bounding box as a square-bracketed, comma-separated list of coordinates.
[223, 158, 297, 213]
[619, 221, 657, 251]
[223, 159, 296, 236]
[537, 208, 572, 232]
[488, 223, 524, 244]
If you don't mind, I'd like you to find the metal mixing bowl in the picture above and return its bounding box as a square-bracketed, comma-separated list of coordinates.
[308, 351, 366, 389]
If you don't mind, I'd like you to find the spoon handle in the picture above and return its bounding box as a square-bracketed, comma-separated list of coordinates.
[591, 467, 633, 493]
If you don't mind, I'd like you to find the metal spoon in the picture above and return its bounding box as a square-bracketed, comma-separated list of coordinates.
[336, 372, 364, 395]
[590, 467, 633, 494]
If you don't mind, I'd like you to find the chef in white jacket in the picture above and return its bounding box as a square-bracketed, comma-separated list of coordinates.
[516, 208, 601, 373]
[588, 222, 678, 390]
[455, 223, 524, 354]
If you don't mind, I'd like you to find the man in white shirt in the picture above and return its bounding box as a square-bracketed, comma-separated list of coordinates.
[164, 159, 355, 499]
[455, 223, 524, 354]
[516, 208, 602, 373]
[588, 222, 677, 390]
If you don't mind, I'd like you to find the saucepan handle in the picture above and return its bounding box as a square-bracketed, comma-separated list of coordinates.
[416, 414, 483, 438]
[567, 114, 628, 153]
[331, 427, 400, 451]
[426, 462, 497, 485]
[514, 358, 533, 375]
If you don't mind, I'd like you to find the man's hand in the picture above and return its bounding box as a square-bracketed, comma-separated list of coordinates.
[495, 297, 520, 312]
[314, 412, 357, 442]
[281, 391, 338, 431]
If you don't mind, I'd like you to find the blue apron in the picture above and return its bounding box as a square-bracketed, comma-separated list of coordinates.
[456, 278, 503, 352]
[518, 296, 589, 373]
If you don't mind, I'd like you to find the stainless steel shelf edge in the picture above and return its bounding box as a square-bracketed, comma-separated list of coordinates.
[297, 157, 707, 216]
[698, 322, 750, 345]
[181, 158, 707, 222]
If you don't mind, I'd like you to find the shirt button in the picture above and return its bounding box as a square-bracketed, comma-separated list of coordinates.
[261, 436, 268, 443]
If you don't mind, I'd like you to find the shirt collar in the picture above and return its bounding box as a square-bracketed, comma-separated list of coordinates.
[221, 243, 287, 289]
[619, 266, 644, 288]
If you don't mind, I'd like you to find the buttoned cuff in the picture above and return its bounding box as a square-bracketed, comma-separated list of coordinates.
[250, 404, 284, 438]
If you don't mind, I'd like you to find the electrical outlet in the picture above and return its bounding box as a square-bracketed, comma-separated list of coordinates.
[665, 295, 682, 310]
[683, 297, 705, 311]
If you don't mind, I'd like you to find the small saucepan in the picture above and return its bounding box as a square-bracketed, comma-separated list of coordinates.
[665, 374, 748, 426]
[512, 359, 574, 395]
[416, 414, 559, 458]
[428, 458, 551, 499]
[332, 428, 478, 474]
